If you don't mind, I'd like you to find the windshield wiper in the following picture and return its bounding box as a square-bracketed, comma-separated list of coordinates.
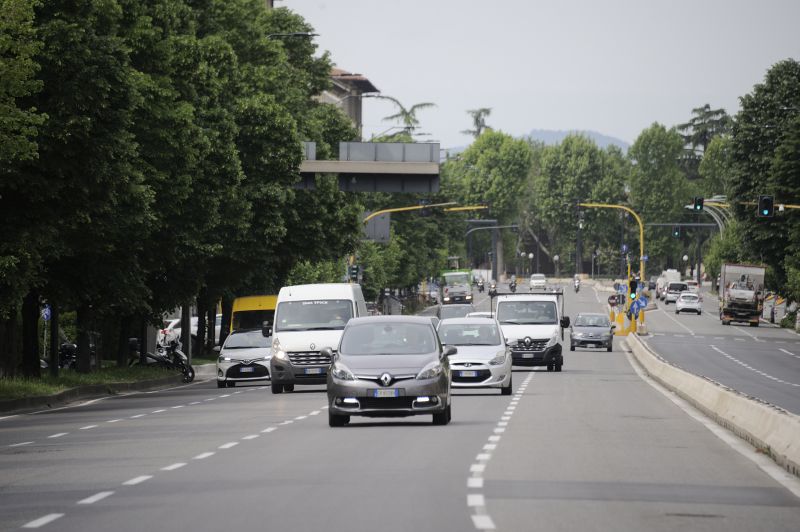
[303, 326, 341, 331]
[500, 320, 523, 325]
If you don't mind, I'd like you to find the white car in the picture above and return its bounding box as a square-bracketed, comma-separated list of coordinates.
[160, 314, 223, 347]
[675, 292, 702, 315]
[664, 282, 689, 304]
[216, 329, 272, 388]
[685, 280, 700, 293]
[437, 318, 512, 395]
[529, 273, 547, 291]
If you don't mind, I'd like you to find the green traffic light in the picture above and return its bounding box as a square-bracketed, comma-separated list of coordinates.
[629, 292, 636, 300]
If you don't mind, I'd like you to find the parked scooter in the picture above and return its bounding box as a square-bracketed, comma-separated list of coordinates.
[131, 339, 195, 383]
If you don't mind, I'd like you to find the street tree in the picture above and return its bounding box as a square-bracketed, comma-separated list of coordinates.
[376, 95, 436, 137]
[461, 108, 492, 138]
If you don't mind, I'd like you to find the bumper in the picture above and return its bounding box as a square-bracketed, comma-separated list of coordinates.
[511, 344, 562, 367]
[676, 305, 702, 312]
[450, 362, 511, 388]
[270, 358, 328, 386]
[442, 295, 472, 304]
[571, 336, 612, 349]
[327, 376, 449, 417]
[216, 361, 270, 382]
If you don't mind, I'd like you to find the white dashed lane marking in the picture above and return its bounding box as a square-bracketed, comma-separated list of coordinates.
[80, 425, 97, 430]
[194, 452, 215, 460]
[47, 433, 68, 439]
[9, 441, 33, 448]
[122, 475, 152, 486]
[219, 442, 239, 450]
[22, 513, 64, 529]
[77, 491, 114, 505]
[161, 463, 186, 471]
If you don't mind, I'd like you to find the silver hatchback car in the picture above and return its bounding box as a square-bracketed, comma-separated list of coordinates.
[438, 318, 512, 395]
[326, 316, 454, 427]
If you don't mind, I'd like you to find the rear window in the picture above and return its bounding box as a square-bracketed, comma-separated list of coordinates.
[668, 283, 688, 292]
[679, 294, 698, 301]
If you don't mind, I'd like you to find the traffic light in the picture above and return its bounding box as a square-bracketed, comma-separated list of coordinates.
[671, 225, 681, 238]
[757, 195, 774, 217]
[693, 197, 704, 211]
[348, 265, 359, 281]
[629, 278, 637, 300]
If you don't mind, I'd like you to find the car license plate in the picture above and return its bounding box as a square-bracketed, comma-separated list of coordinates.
[522, 353, 534, 359]
[304, 368, 323, 375]
[459, 370, 478, 377]
[239, 366, 254, 373]
[372, 389, 399, 398]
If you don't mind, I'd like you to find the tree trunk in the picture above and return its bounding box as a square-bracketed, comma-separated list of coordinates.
[75, 305, 92, 373]
[49, 304, 59, 378]
[21, 290, 41, 378]
[206, 307, 216, 351]
[220, 294, 233, 347]
[196, 289, 207, 358]
[0, 307, 22, 377]
[180, 302, 192, 364]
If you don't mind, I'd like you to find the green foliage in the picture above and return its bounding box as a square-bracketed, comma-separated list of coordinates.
[698, 135, 733, 197]
[461, 108, 492, 138]
[285, 259, 345, 286]
[375, 95, 435, 138]
[703, 222, 743, 282]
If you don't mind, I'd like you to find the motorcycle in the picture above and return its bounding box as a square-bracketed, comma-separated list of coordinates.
[574, 280, 581, 293]
[488, 283, 498, 297]
[509, 280, 517, 293]
[477, 280, 485, 293]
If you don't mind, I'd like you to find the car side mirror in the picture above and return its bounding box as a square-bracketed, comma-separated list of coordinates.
[261, 321, 272, 338]
[320, 347, 334, 359]
[560, 316, 570, 328]
[443, 346, 457, 357]
[611, 324, 617, 330]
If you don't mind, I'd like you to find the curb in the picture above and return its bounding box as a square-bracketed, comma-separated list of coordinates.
[0, 374, 185, 415]
[625, 333, 800, 478]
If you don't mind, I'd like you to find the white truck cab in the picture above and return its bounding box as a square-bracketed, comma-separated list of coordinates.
[493, 292, 570, 372]
[269, 283, 367, 393]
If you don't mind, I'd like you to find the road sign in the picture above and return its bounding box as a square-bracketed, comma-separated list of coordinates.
[621, 244, 628, 253]
[41, 305, 51, 321]
[641, 255, 648, 262]
[607, 295, 618, 306]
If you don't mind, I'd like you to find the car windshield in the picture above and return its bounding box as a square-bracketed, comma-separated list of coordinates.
[340, 322, 436, 355]
[274, 300, 353, 332]
[574, 315, 610, 327]
[531, 274, 545, 282]
[223, 331, 271, 349]
[438, 323, 501, 346]
[497, 301, 558, 324]
[440, 305, 474, 319]
[443, 273, 470, 286]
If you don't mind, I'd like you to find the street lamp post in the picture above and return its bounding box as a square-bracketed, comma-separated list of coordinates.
[528, 252, 534, 277]
[554, 254, 560, 278]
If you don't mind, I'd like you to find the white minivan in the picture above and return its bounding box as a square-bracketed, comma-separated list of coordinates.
[269, 283, 367, 394]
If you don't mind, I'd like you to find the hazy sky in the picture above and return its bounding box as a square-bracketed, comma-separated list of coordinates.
[282, 0, 799, 149]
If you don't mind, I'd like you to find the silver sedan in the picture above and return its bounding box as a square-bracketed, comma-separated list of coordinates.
[437, 318, 512, 395]
[326, 316, 453, 427]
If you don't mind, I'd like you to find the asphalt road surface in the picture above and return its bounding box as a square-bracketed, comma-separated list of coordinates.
[1, 283, 799, 531]
[640, 288, 800, 414]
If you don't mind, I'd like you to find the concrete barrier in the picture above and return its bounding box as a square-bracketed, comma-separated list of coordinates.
[626, 333, 800, 477]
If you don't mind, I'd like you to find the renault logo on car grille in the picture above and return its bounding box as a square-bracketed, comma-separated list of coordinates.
[380, 373, 392, 386]
[524, 337, 532, 347]
[309, 343, 316, 350]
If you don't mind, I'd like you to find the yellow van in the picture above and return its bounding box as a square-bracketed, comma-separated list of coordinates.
[231, 295, 278, 333]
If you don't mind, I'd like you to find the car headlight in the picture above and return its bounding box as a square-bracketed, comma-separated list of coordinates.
[218, 356, 231, 363]
[271, 338, 288, 361]
[331, 362, 356, 381]
[443, 297, 450, 302]
[417, 361, 444, 380]
[572, 332, 585, 339]
[488, 352, 507, 366]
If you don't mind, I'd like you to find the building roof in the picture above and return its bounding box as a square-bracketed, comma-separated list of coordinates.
[331, 67, 379, 94]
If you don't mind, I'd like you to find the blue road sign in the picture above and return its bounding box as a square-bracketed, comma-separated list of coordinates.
[41, 304, 51, 321]
[621, 244, 628, 253]
[641, 255, 649, 261]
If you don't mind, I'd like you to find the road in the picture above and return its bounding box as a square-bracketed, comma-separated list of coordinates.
[639, 288, 800, 414]
[1, 283, 799, 531]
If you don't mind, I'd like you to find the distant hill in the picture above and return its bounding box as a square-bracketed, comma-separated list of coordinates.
[443, 129, 630, 158]
[525, 129, 630, 151]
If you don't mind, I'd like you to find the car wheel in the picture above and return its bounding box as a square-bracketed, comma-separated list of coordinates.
[271, 382, 283, 394]
[328, 411, 349, 427]
[432, 404, 451, 425]
[675, 309, 679, 314]
[750, 322, 759, 327]
[501, 375, 512, 396]
[217, 380, 226, 388]
[546, 364, 554, 372]
[697, 310, 702, 315]
[284, 384, 295, 392]
[570, 344, 575, 351]
[555, 362, 562, 372]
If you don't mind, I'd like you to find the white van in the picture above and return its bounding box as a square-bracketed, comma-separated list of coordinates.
[269, 284, 367, 394]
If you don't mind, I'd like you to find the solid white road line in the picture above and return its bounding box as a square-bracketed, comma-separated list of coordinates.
[161, 463, 187, 471]
[194, 452, 215, 460]
[47, 433, 68, 439]
[77, 491, 115, 505]
[779, 348, 800, 360]
[122, 475, 152, 486]
[22, 513, 64, 528]
[219, 442, 239, 450]
[9, 441, 33, 447]
[79, 425, 97, 430]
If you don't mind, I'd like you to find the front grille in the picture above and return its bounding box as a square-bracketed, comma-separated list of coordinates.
[288, 351, 331, 366]
[226, 364, 269, 378]
[511, 339, 548, 352]
[358, 397, 416, 410]
[452, 369, 491, 383]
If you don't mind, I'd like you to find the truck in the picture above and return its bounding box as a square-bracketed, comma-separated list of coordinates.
[439, 269, 473, 305]
[719, 263, 766, 326]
